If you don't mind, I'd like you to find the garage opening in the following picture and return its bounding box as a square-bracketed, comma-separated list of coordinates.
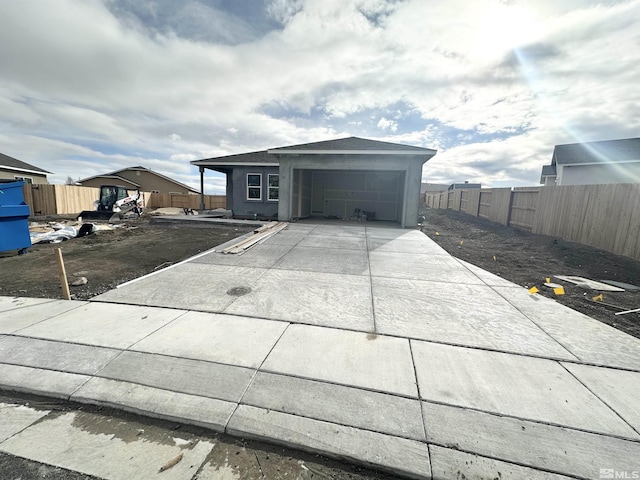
[292, 169, 405, 223]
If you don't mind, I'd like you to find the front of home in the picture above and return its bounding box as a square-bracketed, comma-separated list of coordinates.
[192, 137, 436, 228]
[540, 137, 640, 186]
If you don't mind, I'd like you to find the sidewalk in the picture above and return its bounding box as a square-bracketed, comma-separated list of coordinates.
[1, 223, 640, 479]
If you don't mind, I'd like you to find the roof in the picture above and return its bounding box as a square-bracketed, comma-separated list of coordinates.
[268, 136, 436, 154]
[552, 138, 640, 165]
[541, 165, 557, 176]
[192, 136, 436, 167]
[0, 153, 51, 175]
[191, 150, 275, 167]
[78, 166, 198, 193]
[539, 164, 557, 184]
[77, 174, 141, 188]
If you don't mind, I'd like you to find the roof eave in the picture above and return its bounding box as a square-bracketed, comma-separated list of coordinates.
[193, 162, 279, 167]
[0, 165, 51, 175]
[268, 149, 436, 155]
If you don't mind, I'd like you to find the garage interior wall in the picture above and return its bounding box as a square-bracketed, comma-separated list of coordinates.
[292, 169, 313, 218]
[294, 170, 403, 222]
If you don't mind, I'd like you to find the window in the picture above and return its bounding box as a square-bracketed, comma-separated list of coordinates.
[268, 174, 279, 201]
[247, 173, 262, 200]
[14, 176, 33, 184]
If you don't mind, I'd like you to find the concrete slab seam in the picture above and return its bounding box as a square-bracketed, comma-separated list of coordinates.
[66, 390, 229, 434]
[255, 368, 419, 401]
[268, 228, 314, 269]
[123, 309, 191, 351]
[421, 398, 640, 443]
[365, 226, 377, 334]
[0, 408, 55, 448]
[8, 302, 88, 335]
[92, 356, 256, 404]
[0, 298, 58, 314]
[409, 340, 430, 451]
[236, 396, 427, 444]
[559, 362, 640, 438]
[427, 441, 586, 479]
[226, 322, 293, 431]
[489, 285, 582, 361]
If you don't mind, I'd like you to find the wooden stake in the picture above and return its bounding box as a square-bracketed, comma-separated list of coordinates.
[56, 248, 71, 300]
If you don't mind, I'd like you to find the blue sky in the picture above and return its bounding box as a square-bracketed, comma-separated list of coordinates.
[1, 0, 639, 193]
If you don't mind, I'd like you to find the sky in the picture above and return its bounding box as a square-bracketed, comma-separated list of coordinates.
[1, 0, 639, 194]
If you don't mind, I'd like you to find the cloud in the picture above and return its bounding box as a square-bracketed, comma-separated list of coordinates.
[377, 117, 398, 132]
[0, 0, 638, 195]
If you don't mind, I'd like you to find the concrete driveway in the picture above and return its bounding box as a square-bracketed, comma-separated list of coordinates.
[1, 223, 640, 479]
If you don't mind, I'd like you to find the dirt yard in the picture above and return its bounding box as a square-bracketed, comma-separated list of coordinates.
[421, 208, 640, 340]
[0, 217, 254, 301]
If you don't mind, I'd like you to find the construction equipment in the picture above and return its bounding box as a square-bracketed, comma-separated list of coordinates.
[77, 185, 143, 221]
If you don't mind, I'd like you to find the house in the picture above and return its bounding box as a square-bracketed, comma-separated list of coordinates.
[448, 181, 481, 191]
[0, 153, 50, 184]
[192, 136, 436, 228]
[77, 166, 199, 194]
[540, 137, 640, 186]
[421, 183, 449, 193]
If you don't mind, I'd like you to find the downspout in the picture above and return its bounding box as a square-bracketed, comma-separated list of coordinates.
[199, 166, 205, 213]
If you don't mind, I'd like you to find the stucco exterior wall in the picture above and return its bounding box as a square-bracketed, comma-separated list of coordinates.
[0, 169, 48, 184]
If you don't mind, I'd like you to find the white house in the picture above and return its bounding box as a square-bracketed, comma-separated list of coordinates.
[540, 137, 640, 186]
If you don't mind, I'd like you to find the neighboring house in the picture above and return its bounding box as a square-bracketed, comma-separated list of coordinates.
[77, 166, 199, 194]
[540, 137, 640, 186]
[192, 136, 436, 228]
[421, 183, 449, 193]
[0, 153, 50, 184]
[448, 181, 481, 191]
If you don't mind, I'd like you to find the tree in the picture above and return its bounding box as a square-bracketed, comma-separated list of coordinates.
[65, 176, 75, 185]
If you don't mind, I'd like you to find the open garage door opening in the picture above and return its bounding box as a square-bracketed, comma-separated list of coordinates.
[292, 169, 405, 224]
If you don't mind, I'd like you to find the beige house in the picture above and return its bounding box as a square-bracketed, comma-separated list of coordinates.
[0, 153, 50, 184]
[78, 166, 199, 194]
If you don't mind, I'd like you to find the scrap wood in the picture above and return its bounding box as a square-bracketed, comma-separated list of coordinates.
[254, 221, 279, 233]
[159, 452, 183, 472]
[615, 307, 640, 316]
[554, 275, 625, 292]
[223, 222, 288, 255]
[584, 297, 626, 312]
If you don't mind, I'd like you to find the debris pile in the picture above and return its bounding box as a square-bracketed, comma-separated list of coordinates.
[29, 220, 119, 244]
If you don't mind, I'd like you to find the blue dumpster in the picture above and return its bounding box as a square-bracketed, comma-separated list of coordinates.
[0, 181, 32, 254]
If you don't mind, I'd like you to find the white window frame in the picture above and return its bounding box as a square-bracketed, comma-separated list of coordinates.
[14, 176, 33, 184]
[267, 174, 279, 201]
[247, 173, 262, 201]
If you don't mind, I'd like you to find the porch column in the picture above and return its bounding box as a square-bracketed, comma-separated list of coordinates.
[199, 166, 205, 213]
[278, 157, 293, 222]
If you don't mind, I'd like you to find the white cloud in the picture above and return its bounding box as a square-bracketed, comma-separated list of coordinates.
[377, 117, 398, 132]
[0, 0, 638, 192]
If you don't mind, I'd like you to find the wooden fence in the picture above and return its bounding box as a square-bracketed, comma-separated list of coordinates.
[21, 184, 226, 216]
[425, 183, 640, 261]
[145, 193, 226, 210]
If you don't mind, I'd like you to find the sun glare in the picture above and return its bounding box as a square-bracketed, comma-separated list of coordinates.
[473, 4, 541, 61]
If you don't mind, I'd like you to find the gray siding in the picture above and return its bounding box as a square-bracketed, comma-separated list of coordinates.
[229, 166, 280, 217]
